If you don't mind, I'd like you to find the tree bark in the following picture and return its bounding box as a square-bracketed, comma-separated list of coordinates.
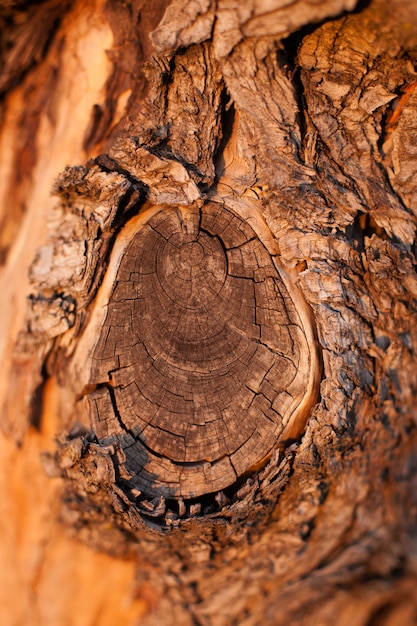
[1, 0, 417, 625]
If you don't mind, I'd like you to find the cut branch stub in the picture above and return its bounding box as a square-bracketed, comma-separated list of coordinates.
[87, 201, 317, 500]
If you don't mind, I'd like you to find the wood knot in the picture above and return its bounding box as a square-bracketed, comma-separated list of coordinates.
[86, 201, 319, 505]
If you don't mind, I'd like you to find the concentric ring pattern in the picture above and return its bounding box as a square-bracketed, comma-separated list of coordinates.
[90, 202, 309, 499]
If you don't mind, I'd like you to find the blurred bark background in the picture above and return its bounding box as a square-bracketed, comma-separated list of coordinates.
[1, 1, 417, 625]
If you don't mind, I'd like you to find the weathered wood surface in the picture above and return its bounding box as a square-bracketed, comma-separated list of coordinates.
[1, 0, 417, 625]
[83, 200, 317, 505]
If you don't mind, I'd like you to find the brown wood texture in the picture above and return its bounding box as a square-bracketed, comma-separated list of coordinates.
[1, 0, 417, 625]
[87, 202, 316, 502]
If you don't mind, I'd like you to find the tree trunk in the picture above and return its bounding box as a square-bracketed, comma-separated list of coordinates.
[1, 1, 417, 625]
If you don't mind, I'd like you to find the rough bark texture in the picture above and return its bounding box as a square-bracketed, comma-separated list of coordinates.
[1, 0, 417, 625]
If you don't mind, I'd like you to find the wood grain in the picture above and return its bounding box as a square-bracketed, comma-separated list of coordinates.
[88, 202, 313, 499]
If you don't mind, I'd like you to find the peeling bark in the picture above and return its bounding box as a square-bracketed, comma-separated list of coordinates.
[1, 0, 417, 625]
